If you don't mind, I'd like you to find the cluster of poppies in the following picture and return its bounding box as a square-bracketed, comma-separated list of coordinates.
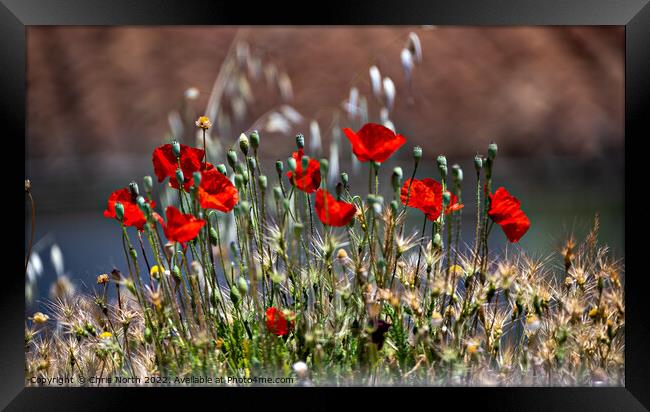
[103, 118, 530, 337]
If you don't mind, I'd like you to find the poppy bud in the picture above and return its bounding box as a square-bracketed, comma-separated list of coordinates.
[437, 155, 447, 169]
[452, 164, 463, 183]
[209, 227, 218, 246]
[129, 247, 138, 260]
[433, 233, 442, 249]
[372, 161, 381, 171]
[143, 175, 153, 193]
[175, 169, 184, 187]
[301, 155, 310, 170]
[227, 150, 238, 170]
[234, 174, 244, 189]
[392, 167, 403, 191]
[172, 265, 182, 282]
[241, 172, 249, 185]
[320, 158, 329, 176]
[474, 155, 483, 172]
[258, 175, 268, 191]
[487, 142, 498, 161]
[275, 160, 284, 174]
[235, 163, 245, 176]
[293, 222, 304, 237]
[230, 284, 242, 305]
[273, 186, 283, 202]
[172, 140, 181, 158]
[164, 242, 175, 260]
[287, 157, 297, 172]
[442, 191, 451, 206]
[129, 181, 139, 199]
[249, 130, 260, 149]
[296, 133, 305, 149]
[192, 171, 202, 187]
[216, 164, 227, 175]
[390, 200, 399, 214]
[247, 157, 257, 171]
[136, 196, 146, 212]
[239, 201, 250, 215]
[239, 133, 249, 155]
[341, 172, 349, 187]
[413, 146, 422, 161]
[115, 202, 124, 221]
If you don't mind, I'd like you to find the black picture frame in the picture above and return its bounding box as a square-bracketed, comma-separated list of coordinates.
[6, 0, 649, 410]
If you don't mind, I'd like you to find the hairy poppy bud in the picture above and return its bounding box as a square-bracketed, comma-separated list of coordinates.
[275, 160, 284, 174]
[320, 158, 329, 175]
[249, 130, 260, 149]
[234, 174, 244, 189]
[192, 171, 202, 187]
[295, 133, 305, 149]
[442, 191, 451, 206]
[341, 172, 349, 187]
[143, 175, 153, 193]
[239, 201, 250, 215]
[115, 202, 124, 221]
[172, 140, 181, 158]
[136, 196, 146, 212]
[273, 186, 283, 202]
[227, 150, 238, 170]
[247, 157, 257, 171]
[258, 175, 268, 191]
[216, 164, 227, 175]
[175, 169, 184, 187]
[437, 155, 447, 169]
[129, 181, 139, 199]
[392, 167, 403, 191]
[452, 164, 463, 183]
[487, 142, 498, 161]
[474, 155, 483, 172]
[209, 227, 218, 246]
[301, 155, 310, 170]
[164, 242, 175, 260]
[390, 200, 399, 214]
[172, 265, 182, 282]
[413, 146, 422, 160]
[433, 233, 442, 249]
[239, 133, 249, 155]
[287, 157, 297, 172]
[230, 285, 242, 305]
[235, 163, 245, 176]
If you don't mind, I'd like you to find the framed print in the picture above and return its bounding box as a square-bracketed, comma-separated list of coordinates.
[4, 0, 650, 410]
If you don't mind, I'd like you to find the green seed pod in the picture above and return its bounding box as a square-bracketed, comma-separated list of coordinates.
[209, 227, 218, 246]
[114, 202, 124, 221]
[129, 248, 138, 260]
[172, 140, 181, 158]
[230, 286, 241, 305]
[241, 172, 249, 185]
[192, 171, 202, 187]
[320, 158, 329, 175]
[487, 142, 498, 161]
[273, 186, 283, 202]
[275, 160, 284, 174]
[413, 146, 422, 160]
[237, 276, 248, 295]
[239, 201, 250, 214]
[216, 164, 228, 175]
[235, 163, 245, 176]
[295, 133, 305, 149]
[452, 164, 463, 183]
[175, 169, 184, 187]
[227, 150, 238, 169]
[143, 175, 153, 192]
[129, 181, 139, 198]
[172, 265, 182, 282]
[249, 130, 260, 149]
[258, 175, 268, 191]
[287, 157, 297, 172]
[239, 133, 249, 155]
[247, 156, 257, 171]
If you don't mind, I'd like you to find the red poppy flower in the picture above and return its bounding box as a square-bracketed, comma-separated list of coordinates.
[286, 148, 321, 193]
[342, 123, 406, 163]
[162, 206, 206, 245]
[488, 187, 530, 243]
[400, 178, 443, 221]
[445, 192, 464, 215]
[314, 189, 357, 227]
[152, 143, 205, 191]
[103, 188, 155, 230]
[197, 167, 239, 212]
[265, 307, 294, 336]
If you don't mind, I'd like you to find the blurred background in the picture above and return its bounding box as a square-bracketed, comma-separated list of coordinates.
[25, 26, 624, 306]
